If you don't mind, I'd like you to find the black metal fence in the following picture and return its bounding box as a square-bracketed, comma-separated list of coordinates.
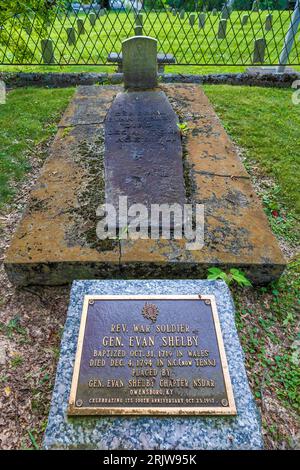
[0, 1, 299, 67]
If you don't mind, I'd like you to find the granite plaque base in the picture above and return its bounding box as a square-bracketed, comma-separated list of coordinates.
[43, 280, 263, 450]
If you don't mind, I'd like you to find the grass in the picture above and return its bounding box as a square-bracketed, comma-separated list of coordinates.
[233, 258, 300, 426]
[1, 10, 300, 73]
[204, 85, 300, 216]
[0, 87, 74, 206]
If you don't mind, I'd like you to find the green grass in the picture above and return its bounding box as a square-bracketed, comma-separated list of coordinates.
[234, 259, 300, 416]
[204, 85, 300, 215]
[0, 87, 74, 206]
[1, 10, 299, 73]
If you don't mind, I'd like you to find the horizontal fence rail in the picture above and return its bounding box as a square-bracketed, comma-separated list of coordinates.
[0, 1, 299, 67]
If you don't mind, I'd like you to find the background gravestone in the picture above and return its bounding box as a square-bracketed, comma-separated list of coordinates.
[134, 25, 143, 36]
[199, 13, 206, 29]
[265, 14, 273, 32]
[242, 14, 249, 26]
[189, 13, 196, 27]
[122, 36, 158, 89]
[218, 19, 227, 39]
[135, 13, 144, 27]
[67, 27, 76, 46]
[89, 13, 96, 27]
[77, 18, 85, 35]
[221, 6, 231, 20]
[41, 39, 55, 64]
[253, 38, 267, 63]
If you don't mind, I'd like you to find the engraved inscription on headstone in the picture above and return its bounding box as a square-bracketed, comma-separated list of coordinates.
[122, 36, 158, 89]
[104, 90, 185, 228]
[68, 295, 236, 415]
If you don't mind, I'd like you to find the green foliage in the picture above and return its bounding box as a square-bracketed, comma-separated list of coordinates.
[10, 354, 23, 368]
[177, 121, 189, 134]
[28, 430, 40, 450]
[207, 267, 252, 287]
[0, 316, 27, 338]
[234, 260, 300, 415]
[0, 1, 67, 61]
[262, 185, 299, 245]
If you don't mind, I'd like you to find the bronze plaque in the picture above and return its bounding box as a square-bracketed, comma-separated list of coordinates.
[68, 295, 236, 416]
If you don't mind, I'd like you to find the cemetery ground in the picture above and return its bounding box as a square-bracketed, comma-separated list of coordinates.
[1, 11, 300, 70]
[0, 85, 299, 450]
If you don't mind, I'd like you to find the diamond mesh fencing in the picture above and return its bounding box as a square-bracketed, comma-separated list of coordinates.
[0, 1, 299, 67]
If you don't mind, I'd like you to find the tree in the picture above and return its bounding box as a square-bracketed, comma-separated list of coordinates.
[0, 1, 66, 62]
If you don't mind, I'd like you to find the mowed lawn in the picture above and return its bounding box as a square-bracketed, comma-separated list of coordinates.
[204, 85, 300, 216]
[0, 85, 299, 215]
[0, 87, 74, 204]
[0, 10, 299, 71]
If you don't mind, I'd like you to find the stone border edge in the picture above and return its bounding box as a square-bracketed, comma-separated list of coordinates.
[0, 71, 299, 89]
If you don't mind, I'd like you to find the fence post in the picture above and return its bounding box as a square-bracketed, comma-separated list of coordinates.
[277, 0, 300, 73]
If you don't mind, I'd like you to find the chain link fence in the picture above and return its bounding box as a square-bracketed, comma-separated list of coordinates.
[0, 1, 299, 67]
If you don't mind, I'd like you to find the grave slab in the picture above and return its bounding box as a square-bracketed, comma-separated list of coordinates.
[4, 84, 286, 286]
[105, 90, 185, 224]
[43, 279, 263, 450]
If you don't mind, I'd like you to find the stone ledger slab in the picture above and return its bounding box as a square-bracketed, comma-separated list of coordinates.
[4, 85, 286, 286]
[105, 90, 185, 225]
[43, 280, 263, 450]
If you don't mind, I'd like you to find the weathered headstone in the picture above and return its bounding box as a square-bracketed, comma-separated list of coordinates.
[218, 19, 227, 39]
[265, 14, 273, 32]
[212, 8, 217, 16]
[253, 37, 266, 63]
[242, 14, 249, 26]
[99, 8, 105, 16]
[89, 12, 96, 27]
[41, 39, 55, 64]
[134, 25, 143, 36]
[43, 279, 263, 450]
[189, 13, 196, 27]
[172, 8, 177, 16]
[122, 36, 157, 89]
[199, 12, 206, 29]
[67, 27, 76, 46]
[252, 1, 259, 12]
[179, 9, 185, 20]
[77, 18, 85, 35]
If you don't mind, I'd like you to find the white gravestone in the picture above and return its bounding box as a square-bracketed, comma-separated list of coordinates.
[122, 36, 158, 89]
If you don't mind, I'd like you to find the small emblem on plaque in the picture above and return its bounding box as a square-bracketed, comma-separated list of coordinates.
[142, 302, 159, 323]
